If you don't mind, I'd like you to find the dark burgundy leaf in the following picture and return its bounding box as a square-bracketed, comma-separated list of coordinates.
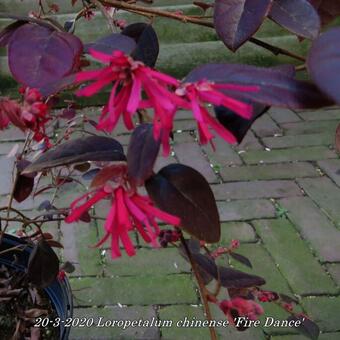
[287, 315, 320, 340]
[145, 164, 220, 243]
[61, 107, 77, 119]
[27, 239, 59, 288]
[178, 241, 214, 285]
[79, 211, 91, 223]
[309, 0, 340, 27]
[186, 63, 334, 109]
[46, 240, 64, 248]
[218, 266, 265, 288]
[90, 163, 127, 188]
[229, 252, 253, 268]
[127, 123, 160, 187]
[336, 123, 340, 154]
[23, 136, 125, 173]
[84, 33, 136, 55]
[8, 23, 83, 91]
[13, 174, 34, 203]
[308, 28, 340, 104]
[74, 162, 91, 172]
[186, 238, 201, 254]
[38, 200, 53, 211]
[41, 233, 54, 240]
[64, 19, 76, 33]
[192, 253, 265, 288]
[0, 20, 26, 47]
[82, 168, 101, 180]
[122, 23, 159, 67]
[269, 0, 320, 39]
[61, 261, 76, 273]
[215, 101, 269, 143]
[214, 0, 273, 51]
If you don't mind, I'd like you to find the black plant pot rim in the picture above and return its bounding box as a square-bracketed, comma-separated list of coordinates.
[0, 233, 73, 340]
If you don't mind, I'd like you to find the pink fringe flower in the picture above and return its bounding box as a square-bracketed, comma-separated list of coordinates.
[75, 50, 182, 149]
[219, 297, 264, 325]
[65, 182, 180, 259]
[176, 81, 258, 146]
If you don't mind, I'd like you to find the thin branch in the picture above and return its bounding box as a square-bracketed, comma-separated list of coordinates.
[99, 0, 306, 62]
[180, 234, 217, 340]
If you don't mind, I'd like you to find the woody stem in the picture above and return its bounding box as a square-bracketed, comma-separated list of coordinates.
[180, 234, 217, 340]
[99, 0, 306, 62]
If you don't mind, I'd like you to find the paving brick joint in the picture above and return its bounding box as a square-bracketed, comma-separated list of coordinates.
[1, 107, 340, 339]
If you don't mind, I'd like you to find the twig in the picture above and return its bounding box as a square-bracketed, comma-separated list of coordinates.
[99, 0, 306, 62]
[91, 0, 116, 32]
[180, 234, 217, 340]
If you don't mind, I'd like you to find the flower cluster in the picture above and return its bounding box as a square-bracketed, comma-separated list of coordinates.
[65, 165, 180, 258]
[219, 297, 264, 325]
[75, 50, 258, 155]
[19, 87, 50, 143]
[0, 88, 50, 145]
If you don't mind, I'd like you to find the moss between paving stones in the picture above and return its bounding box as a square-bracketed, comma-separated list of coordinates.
[218, 222, 257, 244]
[217, 199, 276, 222]
[253, 219, 338, 295]
[220, 163, 319, 182]
[62, 220, 103, 277]
[262, 133, 334, 149]
[301, 296, 340, 333]
[70, 274, 197, 306]
[241, 146, 337, 165]
[103, 248, 190, 277]
[298, 177, 340, 228]
[230, 243, 292, 294]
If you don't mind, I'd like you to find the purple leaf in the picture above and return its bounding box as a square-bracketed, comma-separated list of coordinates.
[61, 107, 77, 120]
[145, 164, 220, 243]
[13, 174, 34, 203]
[215, 101, 269, 143]
[309, 0, 340, 27]
[122, 23, 159, 67]
[308, 28, 340, 104]
[23, 136, 125, 173]
[287, 315, 320, 340]
[192, 253, 265, 288]
[27, 239, 59, 288]
[85, 33, 136, 55]
[185, 63, 334, 109]
[214, 0, 273, 51]
[229, 252, 253, 268]
[8, 23, 83, 91]
[127, 123, 160, 187]
[269, 0, 320, 39]
[0, 20, 26, 47]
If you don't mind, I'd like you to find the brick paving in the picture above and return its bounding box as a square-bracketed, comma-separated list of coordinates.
[1, 107, 340, 339]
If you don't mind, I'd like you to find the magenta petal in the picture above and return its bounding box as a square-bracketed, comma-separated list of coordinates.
[133, 194, 181, 226]
[76, 69, 106, 82]
[76, 74, 115, 97]
[65, 189, 109, 223]
[204, 111, 237, 144]
[89, 49, 113, 63]
[126, 76, 142, 113]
